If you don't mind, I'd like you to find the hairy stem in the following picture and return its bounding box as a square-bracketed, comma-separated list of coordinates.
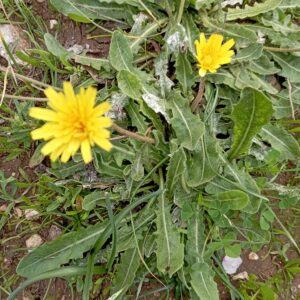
[112, 123, 155, 144]
[191, 77, 206, 113]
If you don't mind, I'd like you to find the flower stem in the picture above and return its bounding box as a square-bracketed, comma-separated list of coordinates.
[177, 0, 185, 24]
[264, 46, 300, 52]
[191, 77, 206, 113]
[111, 123, 155, 144]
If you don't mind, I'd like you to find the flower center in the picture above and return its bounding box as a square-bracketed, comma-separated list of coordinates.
[74, 120, 89, 138]
[203, 55, 213, 67]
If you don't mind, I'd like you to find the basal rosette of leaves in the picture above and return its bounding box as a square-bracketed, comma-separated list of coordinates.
[10, 0, 300, 299]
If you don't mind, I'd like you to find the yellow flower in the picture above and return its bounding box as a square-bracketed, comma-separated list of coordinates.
[29, 82, 113, 164]
[195, 33, 235, 77]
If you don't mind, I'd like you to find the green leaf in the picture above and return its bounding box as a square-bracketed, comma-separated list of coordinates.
[29, 143, 45, 168]
[17, 192, 159, 278]
[44, 33, 69, 58]
[175, 53, 195, 95]
[82, 191, 107, 211]
[248, 55, 280, 75]
[50, 0, 132, 23]
[186, 133, 220, 187]
[186, 208, 205, 265]
[190, 262, 219, 300]
[183, 14, 199, 55]
[206, 157, 266, 214]
[169, 92, 205, 151]
[111, 247, 140, 297]
[279, 0, 300, 9]
[117, 70, 142, 99]
[226, 0, 282, 20]
[109, 31, 133, 71]
[17, 222, 106, 277]
[225, 244, 241, 257]
[228, 88, 273, 160]
[271, 53, 300, 83]
[131, 151, 144, 181]
[260, 124, 300, 160]
[126, 101, 148, 133]
[202, 15, 257, 43]
[156, 191, 184, 277]
[73, 54, 110, 71]
[166, 147, 186, 196]
[202, 190, 250, 212]
[233, 44, 263, 62]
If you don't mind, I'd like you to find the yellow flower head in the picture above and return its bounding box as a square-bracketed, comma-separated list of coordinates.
[29, 82, 112, 164]
[195, 33, 235, 77]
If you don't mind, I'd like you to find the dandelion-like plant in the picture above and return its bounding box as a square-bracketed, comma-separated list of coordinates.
[195, 33, 235, 77]
[29, 82, 112, 164]
[191, 33, 235, 112]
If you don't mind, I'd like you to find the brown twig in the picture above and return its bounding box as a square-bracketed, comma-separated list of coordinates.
[264, 46, 300, 53]
[2, 94, 48, 102]
[111, 123, 155, 144]
[0, 66, 62, 91]
[191, 77, 206, 113]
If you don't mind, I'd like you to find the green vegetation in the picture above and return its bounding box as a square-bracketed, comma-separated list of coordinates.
[0, 0, 300, 299]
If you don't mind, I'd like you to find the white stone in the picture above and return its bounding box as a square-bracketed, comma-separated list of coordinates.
[67, 44, 84, 55]
[26, 234, 43, 250]
[14, 207, 23, 218]
[24, 209, 39, 220]
[222, 256, 243, 274]
[49, 19, 58, 30]
[248, 251, 259, 260]
[0, 204, 7, 211]
[0, 25, 30, 64]
[232, 271, 249, 280]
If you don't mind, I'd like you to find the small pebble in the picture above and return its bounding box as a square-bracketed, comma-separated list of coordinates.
[0, 204, 7, 212]
[248, 252, 259, 260]
[14, 207, 23, 218]
[49, 19, 58, 30]
[232, 271, 249, 281]
[24, 209, 39, 220]
[48, 225, 62, 240]
[26, 234, 43, 250]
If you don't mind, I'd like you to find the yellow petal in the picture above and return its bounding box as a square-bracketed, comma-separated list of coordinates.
[44, 87, 67, 112]
[208, 34, 223, 49]
[95, 129, 111, 139]
[200, 33, 206, 48]
[41, 138, 65, 155]
[50, 144, 66, 162]
[61, 150, 72, 163]
[29, 107, 58, 121]
[221, 39, 235, 51]
[31, 124, 55, 140]
[93, 102, 111, 117]
[81, 139, 92, 164]
[63, 82, 76, 102]
[84, 86, 97, 110]
[97, 117, 112, 128]
[94, 137, 113, 152]
[217, 56, 232, 65]
[67, 139, 81, 156]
